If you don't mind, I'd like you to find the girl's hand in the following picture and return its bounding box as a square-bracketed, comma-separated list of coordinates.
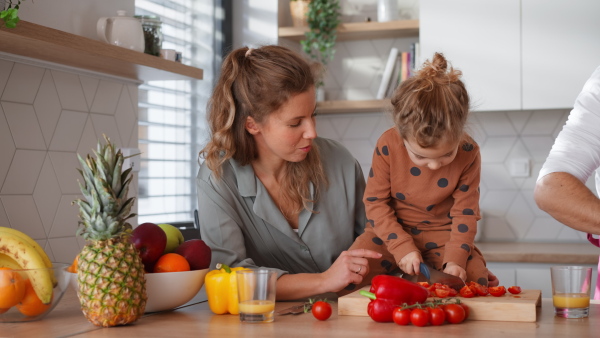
[487, 269, 500, 287]
[398, 251, 422, 275]
[322, 249, 382, 293]
[443, 262, 466, 281]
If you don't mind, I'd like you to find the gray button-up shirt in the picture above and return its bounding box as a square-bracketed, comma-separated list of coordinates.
[197, 137, 366, 277]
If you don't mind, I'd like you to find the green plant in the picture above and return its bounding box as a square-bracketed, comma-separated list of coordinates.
[0, 0, 24, 28]
[300, 0, 341, 86]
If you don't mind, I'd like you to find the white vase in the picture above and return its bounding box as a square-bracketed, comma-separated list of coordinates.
[377, 0, 398, 22]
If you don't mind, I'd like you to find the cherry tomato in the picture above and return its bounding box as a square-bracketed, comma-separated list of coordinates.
[417, 282, 431, 288]
[443, 304, 466, 324]
[459, 285, 475, 298]
[468, 282, 489, 296]
[393, 308, 412, 325]
[435, 288, 450, 298]
[410, 308, 430, 327]
[311, 301, 332, 321]
[488, 286, 507, 297]
[448, 288, 459, 297]
[428, 307, 446, 326]
[508, 286, 522, 294]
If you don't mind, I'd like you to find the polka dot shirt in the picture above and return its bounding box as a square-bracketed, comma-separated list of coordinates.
[364, 128, 481, 268]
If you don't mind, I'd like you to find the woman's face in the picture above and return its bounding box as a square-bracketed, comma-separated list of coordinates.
[403, 137, 459, 170]
[247, 87, 317, 165]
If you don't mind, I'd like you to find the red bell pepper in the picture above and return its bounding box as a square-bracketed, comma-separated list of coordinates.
[360, 275, 429, 322]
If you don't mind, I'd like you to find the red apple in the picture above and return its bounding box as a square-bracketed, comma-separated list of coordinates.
[131, 222, 167, 272]
[174, 239, 212, 270]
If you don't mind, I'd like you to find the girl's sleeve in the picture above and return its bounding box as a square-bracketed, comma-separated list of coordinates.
[364, 134, 419, 263]
[444, 146, 481, 269]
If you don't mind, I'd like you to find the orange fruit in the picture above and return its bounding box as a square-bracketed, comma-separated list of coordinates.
[153, 253, 190, 273]
[0, 267, 26, 308]
[67, 254, 79, 273]
[16, 279, 51, 317]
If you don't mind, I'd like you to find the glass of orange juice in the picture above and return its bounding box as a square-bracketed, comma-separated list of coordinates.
[550, 266, 593, 318]
[236, 269, 277, 323]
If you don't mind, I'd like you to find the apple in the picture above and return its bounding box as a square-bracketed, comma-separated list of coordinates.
[158, 223, 184, 254]
[131, 222, 167, 272]
[174, 239, 212, 270]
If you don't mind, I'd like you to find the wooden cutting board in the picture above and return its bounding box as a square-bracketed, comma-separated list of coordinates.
[338, 286, 542, 322]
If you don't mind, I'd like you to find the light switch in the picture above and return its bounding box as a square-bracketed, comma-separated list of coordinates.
[510, 158, 530, 177]
[120, 148, 141, 172]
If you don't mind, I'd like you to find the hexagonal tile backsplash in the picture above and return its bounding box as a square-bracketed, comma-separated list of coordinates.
[0, 59, 138, 264]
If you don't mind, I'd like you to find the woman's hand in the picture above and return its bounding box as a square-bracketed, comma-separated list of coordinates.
[443, 262, 467, 281]
[321, 249, 382, 293]
[398, 251, 423, 275]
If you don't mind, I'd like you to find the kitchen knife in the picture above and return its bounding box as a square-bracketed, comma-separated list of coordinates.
[402, 262, 466, 291]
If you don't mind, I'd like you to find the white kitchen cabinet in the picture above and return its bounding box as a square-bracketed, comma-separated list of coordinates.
[420, 0, 600, 112]
[521, 0, 600, 110]
[487, 262, 597, 299]
[420, 0, 521, 112]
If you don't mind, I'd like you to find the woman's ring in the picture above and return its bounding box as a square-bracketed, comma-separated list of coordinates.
[356, 266, 362, 274]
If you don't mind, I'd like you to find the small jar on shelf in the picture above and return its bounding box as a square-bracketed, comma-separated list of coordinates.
[135, 15, 163, 56]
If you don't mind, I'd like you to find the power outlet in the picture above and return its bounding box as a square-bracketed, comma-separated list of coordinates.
[121, 148, 141, 172]
[509, 158, 530, 177]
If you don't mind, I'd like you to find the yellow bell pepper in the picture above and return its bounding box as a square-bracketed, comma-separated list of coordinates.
[205, 263, 250, 315]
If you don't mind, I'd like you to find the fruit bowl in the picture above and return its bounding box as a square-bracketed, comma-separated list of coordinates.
[0, 263, 70, 322]
[144, 269, 209, 312]
[64, 267, 208, 313]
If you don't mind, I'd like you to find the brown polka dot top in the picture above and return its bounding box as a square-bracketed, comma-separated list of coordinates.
[364, 128, 481, 269]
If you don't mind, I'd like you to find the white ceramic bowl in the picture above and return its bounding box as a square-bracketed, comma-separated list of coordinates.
[64, 268, 208, 313]
[0, 263, 70, 322]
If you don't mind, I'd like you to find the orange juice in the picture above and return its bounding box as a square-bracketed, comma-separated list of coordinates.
[238, 300, 275, 314]
[552, 293, 590, 308]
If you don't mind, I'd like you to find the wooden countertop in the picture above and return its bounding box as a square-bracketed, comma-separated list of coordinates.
[476, 242, 599, 264]
[3, 288, 600, 337]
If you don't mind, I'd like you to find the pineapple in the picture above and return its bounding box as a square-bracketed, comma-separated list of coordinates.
[73, 135, 147, 327]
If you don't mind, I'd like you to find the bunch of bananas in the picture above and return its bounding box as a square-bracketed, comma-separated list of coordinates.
[0, 227, 56, 304]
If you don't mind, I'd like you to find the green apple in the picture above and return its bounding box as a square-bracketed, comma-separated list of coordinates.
[157, 223, 185, 254]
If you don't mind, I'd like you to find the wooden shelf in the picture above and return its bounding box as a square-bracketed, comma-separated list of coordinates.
[316, 99, 391, 114]
[0, 21, 203, 82]
[279, 19, 419, 42]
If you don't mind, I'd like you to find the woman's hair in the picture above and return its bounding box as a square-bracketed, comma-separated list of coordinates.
[391, 52, 470, 147]
[200, 45, 327, 216]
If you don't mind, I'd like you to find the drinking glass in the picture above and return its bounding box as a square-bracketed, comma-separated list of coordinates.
[550, 266, 592, 318]
[236, 269, 277, 323]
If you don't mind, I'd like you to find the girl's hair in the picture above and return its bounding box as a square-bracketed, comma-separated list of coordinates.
[200, 45, 327, 216]
[391, 52, 470, 147]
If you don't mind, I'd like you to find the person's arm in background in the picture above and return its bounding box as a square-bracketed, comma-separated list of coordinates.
[535, 172, 600, 234]
[534, 66, 600, 235]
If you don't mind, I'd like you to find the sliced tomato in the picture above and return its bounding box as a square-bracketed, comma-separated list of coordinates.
[435, 288, 450, 298]
[508, 286, 522, 294]
[447, 288, 459, 297]
[417, 282, 431, 288]
[488, 286, 507, 297]
[459, 285, 475, 298]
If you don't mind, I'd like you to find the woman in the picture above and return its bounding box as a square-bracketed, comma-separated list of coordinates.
[197, 45, 381, 300]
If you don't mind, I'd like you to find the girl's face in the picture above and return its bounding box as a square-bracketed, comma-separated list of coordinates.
[246, 87, 317, 165]
[403, 137, 459, 170]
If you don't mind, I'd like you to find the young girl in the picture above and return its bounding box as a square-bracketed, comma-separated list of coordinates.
[348, 52, 492, 288]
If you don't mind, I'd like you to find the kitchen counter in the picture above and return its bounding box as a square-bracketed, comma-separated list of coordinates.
[477, 242, 598, 264]
[3, 288, 600, 337]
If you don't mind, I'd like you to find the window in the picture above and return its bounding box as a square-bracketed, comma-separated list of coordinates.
[135, 0, 230, 230]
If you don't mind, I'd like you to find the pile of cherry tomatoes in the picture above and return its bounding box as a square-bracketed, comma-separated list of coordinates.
[392, 300, 469, 326]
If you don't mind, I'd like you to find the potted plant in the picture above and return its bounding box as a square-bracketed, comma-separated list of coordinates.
[0, 0, 23, 28]
[300, 0, 341, 92]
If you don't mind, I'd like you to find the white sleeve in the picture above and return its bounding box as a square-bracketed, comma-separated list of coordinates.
[538, 66, 600, 184]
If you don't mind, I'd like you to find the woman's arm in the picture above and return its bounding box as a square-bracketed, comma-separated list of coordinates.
[535, 171, 600, 234]
[275, 249, 382, 300]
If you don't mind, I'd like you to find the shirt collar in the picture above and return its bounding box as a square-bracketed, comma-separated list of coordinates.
[229, 158, 257, 197]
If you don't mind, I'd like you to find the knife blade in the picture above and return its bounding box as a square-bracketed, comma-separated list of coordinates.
[275, 303, 308, 315]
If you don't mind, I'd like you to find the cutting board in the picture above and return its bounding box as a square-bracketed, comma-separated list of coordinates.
[338, 286, 542, 322]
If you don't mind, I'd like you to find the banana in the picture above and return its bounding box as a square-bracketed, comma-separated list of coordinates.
[0, 227, 57, 287]
[0, 253, 23, 269]
[0, 230, 54, 304]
